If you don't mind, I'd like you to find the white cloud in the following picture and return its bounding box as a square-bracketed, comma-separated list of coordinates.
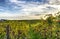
[9, 0, 18, 2]
[47, 0, 60, 5]
[21, 4, 60, 15]
[0, 0, 60, 20]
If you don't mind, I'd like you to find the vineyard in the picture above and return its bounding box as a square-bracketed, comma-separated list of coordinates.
[0, 13, 60, 39]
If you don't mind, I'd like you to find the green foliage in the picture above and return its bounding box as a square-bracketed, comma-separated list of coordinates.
[0, 14, 60, 39]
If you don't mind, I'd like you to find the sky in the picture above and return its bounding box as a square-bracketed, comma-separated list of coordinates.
[0, 0, 60, 20]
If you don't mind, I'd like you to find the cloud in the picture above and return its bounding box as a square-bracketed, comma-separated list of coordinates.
[21, 5, 59, 15]
[9, 0, 60, 5]
[47, 0, 60, 5]
[0, 0, 60, 20]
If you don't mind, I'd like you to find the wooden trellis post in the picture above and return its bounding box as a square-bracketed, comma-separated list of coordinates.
[6, 25, 10, 39]
[17, 30, 22, 39]
[56, 30, 60, 39]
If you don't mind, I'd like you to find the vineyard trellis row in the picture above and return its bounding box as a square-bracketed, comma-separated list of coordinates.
[0, 13, 60, 39]
[1, 23, 60, 39]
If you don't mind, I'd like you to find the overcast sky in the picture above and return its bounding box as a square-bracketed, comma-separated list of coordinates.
[0, 0, 60, 20]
